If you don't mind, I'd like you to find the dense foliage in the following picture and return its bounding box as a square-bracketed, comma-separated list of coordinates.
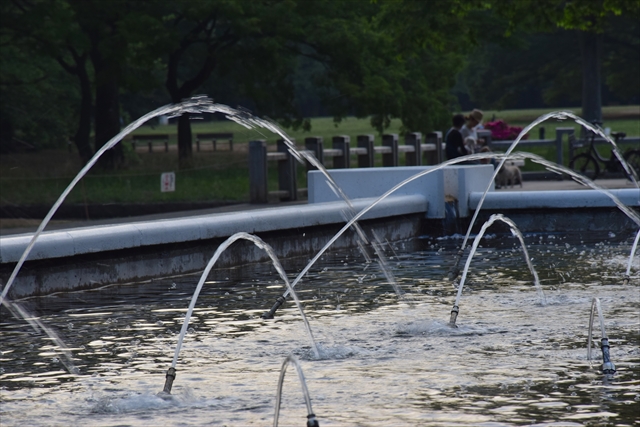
[1, 0, 638, 168]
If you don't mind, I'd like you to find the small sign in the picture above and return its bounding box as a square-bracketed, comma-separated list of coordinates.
[161, 172, 175, 192]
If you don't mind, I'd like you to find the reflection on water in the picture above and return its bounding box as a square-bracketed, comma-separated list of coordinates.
[1, 232, 638, 426]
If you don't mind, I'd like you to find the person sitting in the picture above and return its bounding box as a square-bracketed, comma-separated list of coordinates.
[445, 113, 467, 160]
[461, 109, 484, 153]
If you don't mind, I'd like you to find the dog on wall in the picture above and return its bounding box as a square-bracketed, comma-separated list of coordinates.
[496, 164, 523, 188]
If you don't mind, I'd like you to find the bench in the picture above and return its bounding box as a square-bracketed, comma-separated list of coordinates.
[195, 133, 233, 151]
[131, 134, 170, 152]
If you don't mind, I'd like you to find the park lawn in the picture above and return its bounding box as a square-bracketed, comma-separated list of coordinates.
[129, 115, 405, 148]
[130, 105, 639, 146]
[1, 106, 638, 209]
[1, 149, 255, 206]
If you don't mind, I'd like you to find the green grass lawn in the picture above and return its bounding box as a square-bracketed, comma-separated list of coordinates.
[2, 105, 638, 210]
[131, 105, 639, 145]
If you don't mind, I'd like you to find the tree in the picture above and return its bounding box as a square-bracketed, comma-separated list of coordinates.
[490, 0, 640, 121]
[0, 0, 89, 158]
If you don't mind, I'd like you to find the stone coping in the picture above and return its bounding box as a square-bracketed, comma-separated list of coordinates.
[0, 194, 428, 264]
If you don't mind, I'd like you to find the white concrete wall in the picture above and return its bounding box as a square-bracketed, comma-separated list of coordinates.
[308, 165, 495, 218]
[0, 195, 428, 264]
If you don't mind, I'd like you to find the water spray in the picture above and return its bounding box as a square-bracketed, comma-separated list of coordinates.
[448, 110, 640, 282]
[447, 214, 546, 327]
[274, 354, 319, 427]
[588, 297, 616, 375]
[623, 228, 639, 286]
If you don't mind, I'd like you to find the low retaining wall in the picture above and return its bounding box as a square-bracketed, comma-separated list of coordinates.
[0, 195, 429, 299]
[468, 188, 640, 234]
[1, 165, 637, 298]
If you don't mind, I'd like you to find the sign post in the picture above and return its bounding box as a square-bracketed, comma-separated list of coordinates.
[161, 172, 175, 192]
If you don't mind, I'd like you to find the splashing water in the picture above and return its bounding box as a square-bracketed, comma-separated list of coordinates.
[172, 232, 320, 369]
[1, 96, 399, 323]
[453, 214, 546, 315]
[625, 229, 640, 281]
[454, 111, 640, 278]
[587, 297, 608, 364]
[273, 354, 318, 427]
[1, 299, 79, 375]
[0, 96, 216, 306]
[587, 297, 616, 375]
[273, 150, 639, 309]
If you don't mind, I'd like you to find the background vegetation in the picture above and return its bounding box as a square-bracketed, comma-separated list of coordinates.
[1, 0, 639, 212]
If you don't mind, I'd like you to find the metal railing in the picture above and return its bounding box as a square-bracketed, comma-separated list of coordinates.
[249, 132, 443, 203]
[248, 126, 638, 203]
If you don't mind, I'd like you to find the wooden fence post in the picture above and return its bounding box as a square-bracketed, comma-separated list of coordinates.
[425, 132, 442, 164]
[357, 134, 375, 167]
[332, 135, 351, 168]
[382, 134, 398, 167]
[405, 132, 422, 166]
[305, 137, 324, 172]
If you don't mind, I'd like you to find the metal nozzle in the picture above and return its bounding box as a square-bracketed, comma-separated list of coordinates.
[307, 413, 320, 427]
[622, 275, 630, 285]
[448, 305, 459, 328]
[162, 367, 177, 394]
[600, 338, 616, 375]
[262, 296, 286, 319]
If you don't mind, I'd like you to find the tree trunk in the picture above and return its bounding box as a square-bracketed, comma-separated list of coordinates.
[93, 76, 123, 169]
[73, 56, 94, 164]
[579, 31, 602, 124]
[89, 31, 124, 171]
[177, 113, 193, 168]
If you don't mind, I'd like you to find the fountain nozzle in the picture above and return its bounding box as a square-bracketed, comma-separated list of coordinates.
[448, 305, 459, 328]
[600, 338, 616, 375]
[262, 296, 286, 319]
[622, 274, 630, 285]
[161, 367, 177, 395]
[307, 413, 320, 427]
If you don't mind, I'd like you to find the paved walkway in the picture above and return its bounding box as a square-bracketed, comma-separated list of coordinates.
[1, 178, 637, 236]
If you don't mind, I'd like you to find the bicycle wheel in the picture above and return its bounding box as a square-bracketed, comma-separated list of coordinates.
[569, 154, 600, 180]
[623, 150, 640, 181]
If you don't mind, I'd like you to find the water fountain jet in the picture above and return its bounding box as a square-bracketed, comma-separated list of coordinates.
[448, 111, 640, 281]
[623, 228, 639, 285]
[588, 297, 616, 375]
[0, 96, 217, 307]
[263, 150, 639, 320]
[448, 213, 546, 327]
[273, 354, 319, 427]
[168, 232, 321, 387]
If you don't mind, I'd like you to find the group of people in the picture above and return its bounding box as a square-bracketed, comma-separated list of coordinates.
[445, 108, 488, 161]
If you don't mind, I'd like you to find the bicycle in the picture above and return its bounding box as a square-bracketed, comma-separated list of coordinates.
[568, 121, 640, 181]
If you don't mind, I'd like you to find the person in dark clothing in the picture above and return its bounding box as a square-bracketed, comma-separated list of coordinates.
[445, 113, 466, 160]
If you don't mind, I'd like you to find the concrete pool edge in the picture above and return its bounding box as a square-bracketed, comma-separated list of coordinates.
[1, 165, 638, 298]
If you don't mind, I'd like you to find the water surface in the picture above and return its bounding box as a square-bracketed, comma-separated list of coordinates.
[1, 232, 638, 426]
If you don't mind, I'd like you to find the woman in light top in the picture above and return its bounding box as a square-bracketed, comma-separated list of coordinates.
[461, 109, 484, 153]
